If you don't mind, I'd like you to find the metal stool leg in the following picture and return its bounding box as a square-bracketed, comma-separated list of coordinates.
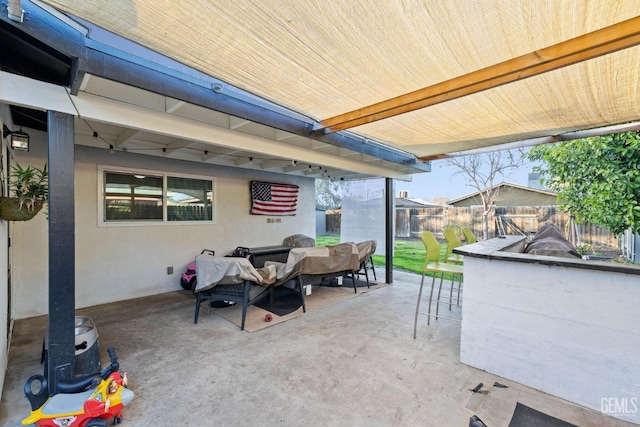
[434, 274, 445, 320]
[449, 275, 455, 310]
[426, 274, 438, 325]
[414, 271, 428, 338]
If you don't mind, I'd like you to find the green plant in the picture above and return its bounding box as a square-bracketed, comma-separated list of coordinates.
[576, 243, 595, 256]
[526, 131, 640, 235]
[8, 162, 48, 212]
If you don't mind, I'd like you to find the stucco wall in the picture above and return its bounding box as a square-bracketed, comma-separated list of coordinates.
[0, 111, 10, 403]
[460, 256, 640, 423]
[11, 133, 315, 319]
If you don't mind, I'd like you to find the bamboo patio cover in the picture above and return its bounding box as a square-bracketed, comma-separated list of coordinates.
[40, 1, 640, 159]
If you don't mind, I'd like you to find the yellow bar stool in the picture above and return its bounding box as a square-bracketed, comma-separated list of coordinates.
[462, 226, 478, 244]
[414, 231, 464, 338]
[443, 227, 464, 264]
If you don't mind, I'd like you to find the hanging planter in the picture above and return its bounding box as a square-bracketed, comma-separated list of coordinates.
[0, 197, 43, 221]
[0, 163, 48, 222]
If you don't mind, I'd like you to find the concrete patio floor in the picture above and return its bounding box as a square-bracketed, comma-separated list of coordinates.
[1, 270, 635, 426]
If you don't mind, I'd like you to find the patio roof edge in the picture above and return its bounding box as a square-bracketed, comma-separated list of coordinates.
[80, 45, 430, 172]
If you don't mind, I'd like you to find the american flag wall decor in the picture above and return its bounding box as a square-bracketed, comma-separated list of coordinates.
[250, 181, 299, 216]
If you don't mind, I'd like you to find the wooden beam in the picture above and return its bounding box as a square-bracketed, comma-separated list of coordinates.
[317, 16, 640, 133]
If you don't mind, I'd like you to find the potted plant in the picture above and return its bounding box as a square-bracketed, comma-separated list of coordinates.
[0, 163, 48, 221]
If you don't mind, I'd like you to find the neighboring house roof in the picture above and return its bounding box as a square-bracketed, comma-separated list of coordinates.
[447, 182, 558, 207]
[396, 198, 443, 208]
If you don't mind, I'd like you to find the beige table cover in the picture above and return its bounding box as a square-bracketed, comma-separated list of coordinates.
[195, 255, 276, 292]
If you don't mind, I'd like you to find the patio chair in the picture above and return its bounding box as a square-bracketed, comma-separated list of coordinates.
[462, 226, 478, 244]
[443, 227, 464, 264]
[352, 240, 377, 287]
[414, 231, 464, 338]
[193, 251, 275, 330]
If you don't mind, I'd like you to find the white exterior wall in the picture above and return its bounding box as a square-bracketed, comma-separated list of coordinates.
[461, 256, 640, 423]
[11, 134, 315, 319]
[0, 111, 10, 403]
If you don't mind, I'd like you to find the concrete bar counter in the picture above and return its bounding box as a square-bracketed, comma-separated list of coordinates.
[455, 236, 640, 424]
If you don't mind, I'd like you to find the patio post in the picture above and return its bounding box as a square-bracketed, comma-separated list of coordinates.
[46, 110, 75, 395]
[385, 178, 394, 283]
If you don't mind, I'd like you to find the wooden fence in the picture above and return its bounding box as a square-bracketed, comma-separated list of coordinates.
[326, 205, 619, 250]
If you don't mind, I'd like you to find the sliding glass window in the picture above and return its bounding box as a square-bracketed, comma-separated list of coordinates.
[167, 176, 213, 221]
[100, 167, 215, 225]
[104, 172, 163, 221]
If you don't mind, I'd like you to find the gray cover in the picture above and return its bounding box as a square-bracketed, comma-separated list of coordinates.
[283, 234, 316, 248]
[524, 224, 581, 259]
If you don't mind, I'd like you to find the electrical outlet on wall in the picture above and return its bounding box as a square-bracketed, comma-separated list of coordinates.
[167, 266, 174, 275]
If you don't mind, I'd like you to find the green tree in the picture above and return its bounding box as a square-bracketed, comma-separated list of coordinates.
[315, 179, 349, 210]
[526, 131, 640, 235]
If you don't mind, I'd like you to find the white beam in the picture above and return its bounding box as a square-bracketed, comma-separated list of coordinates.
[209, 148, 241, 157]
[165, 140, 194, 156]
[71, 92, 405, 178]
[235, 157, 254, 166]
[275, 130, 296, 141]
[165, 98, 185, 114]
[229, 116, 251, 130]
[115, 128, 140, 147]
[0, 71, 76, 115]
[261, 160, 291, 170]
[79, 73, 91, 92]
[0, 73, 406, 179]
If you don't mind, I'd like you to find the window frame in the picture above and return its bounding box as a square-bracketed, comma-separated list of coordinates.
[98, 165, 216, 227]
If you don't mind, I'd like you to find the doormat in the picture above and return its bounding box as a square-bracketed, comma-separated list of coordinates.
[256, 278, 379, 316]
[255, 286, 302, 316]
[508, 403, 578, 427]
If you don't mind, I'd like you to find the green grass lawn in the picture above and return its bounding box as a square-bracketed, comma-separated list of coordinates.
[315, 235, 448, 275]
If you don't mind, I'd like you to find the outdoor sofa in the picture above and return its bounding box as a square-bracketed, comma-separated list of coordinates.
[265, 242, 361, 312]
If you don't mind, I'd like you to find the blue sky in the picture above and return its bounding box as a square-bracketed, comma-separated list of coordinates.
[396, 158, 537, 202]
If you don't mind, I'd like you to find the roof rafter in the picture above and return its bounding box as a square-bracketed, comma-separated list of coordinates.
[316, 15, 640, 134]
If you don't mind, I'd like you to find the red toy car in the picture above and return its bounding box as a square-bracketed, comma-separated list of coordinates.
[22, 347, 134, 426]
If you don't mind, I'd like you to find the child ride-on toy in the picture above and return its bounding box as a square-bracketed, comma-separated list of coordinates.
[22, 346, 134, 426]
